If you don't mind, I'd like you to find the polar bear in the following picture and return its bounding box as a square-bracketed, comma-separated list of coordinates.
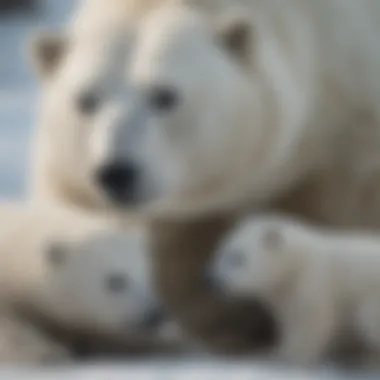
[0, 202, 177, 363]
[71, 0, 380, 229]
[211, 214, 380, 368]
[30, 216, 161, 341]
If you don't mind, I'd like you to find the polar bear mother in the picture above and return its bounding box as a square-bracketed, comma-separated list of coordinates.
[33, 0, 380, 222]
[89, 0, 380, 226]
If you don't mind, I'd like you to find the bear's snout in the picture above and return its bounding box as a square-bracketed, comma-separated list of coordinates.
[95, 161, 140, 204]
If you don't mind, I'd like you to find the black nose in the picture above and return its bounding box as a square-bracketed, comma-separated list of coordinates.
[143, 309, 166, 330]
[95, 162, 138, 203]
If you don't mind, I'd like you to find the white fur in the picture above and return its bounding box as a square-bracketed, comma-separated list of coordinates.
[32, 0, 380, 223]
[0, 201, 165, 363]
[64, 0, 380, 222]
[31, 0, 136, 210]
[39, 216, 157, 335]
[212, 214, 380, 368]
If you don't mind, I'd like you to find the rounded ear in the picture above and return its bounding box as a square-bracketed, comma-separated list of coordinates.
[216, 10, 253, 62]
[29, 31, 68, 79]
[46, 242, 67, 268]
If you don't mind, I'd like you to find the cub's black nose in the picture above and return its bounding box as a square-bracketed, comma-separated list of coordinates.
[143, 309, 166, 330]
[96, 161, 138, 203]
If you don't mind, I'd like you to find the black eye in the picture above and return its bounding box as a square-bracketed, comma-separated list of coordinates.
[228, 250, 246, 268]
[149, 86, 179, 112]
[76, 92, 101, 115]
[105, 274, 129, 294]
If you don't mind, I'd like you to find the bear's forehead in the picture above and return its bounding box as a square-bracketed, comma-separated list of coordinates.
[135, 2, 210, 54]
[60, 37, 129, 87]
[65, 253, 128, 279]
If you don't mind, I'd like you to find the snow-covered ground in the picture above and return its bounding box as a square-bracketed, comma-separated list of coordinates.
[0, 361, 377, 380]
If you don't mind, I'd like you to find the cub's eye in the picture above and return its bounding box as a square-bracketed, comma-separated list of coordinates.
[227, 250, 246, 268]
[76, 91, 101, 115]
[149, 86, 179, 112]
[105, 273, 129, 294]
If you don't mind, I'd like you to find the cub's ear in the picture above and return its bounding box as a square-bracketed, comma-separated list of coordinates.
[216, 10, 253, 62]
[46, 241, 67, 268]
[29, 32, 68, 79]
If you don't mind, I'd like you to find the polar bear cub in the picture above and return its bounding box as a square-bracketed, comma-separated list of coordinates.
[0, 202, 168, 363]
[211, 213, 380, 368]
[35, 219, 163, 340]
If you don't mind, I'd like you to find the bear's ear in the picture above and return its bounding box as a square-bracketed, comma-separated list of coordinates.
[29, 32, 68, 79]
[46, 242, 67, 268]
[216, 10, 253, 62]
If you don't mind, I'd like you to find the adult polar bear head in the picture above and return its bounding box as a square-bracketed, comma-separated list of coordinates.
[90, 0, 318, 216]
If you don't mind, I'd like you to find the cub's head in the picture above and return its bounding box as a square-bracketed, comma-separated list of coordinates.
[88, 1, 313, 215]
[38, 227, 165, 338]
[211, 216, 300, 299]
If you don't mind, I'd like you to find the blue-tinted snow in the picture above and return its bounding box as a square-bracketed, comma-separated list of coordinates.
[0, 0, 75, 198]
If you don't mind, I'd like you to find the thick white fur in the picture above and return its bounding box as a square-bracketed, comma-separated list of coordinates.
[212, 214, 380, 368]
[31, 0, 136, 210]
[31, 0, 181, 210]
[31, 0, 380, 226]
[50, 0, 380, 225]
[0, 201, 164, 363]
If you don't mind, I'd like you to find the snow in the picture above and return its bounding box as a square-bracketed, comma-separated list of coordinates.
[0, 0, 75, 199]
[0, 361, 377, 380]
